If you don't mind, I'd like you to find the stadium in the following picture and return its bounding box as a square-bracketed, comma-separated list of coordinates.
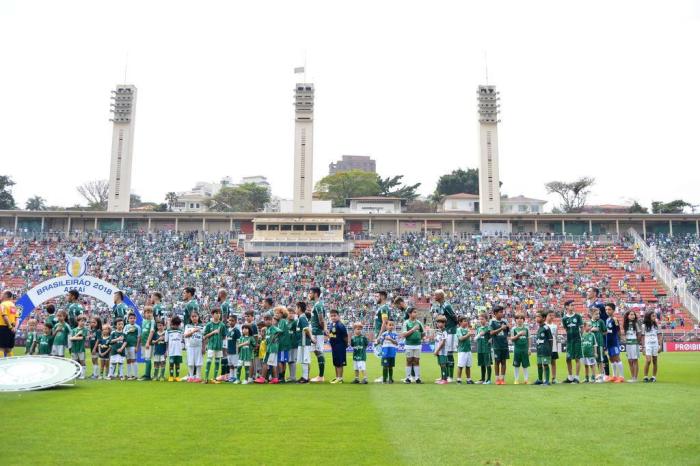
[2, 2, 700, 465]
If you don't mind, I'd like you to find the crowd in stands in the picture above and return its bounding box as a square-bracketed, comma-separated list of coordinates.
[646, 234, 700, 301]
[1, 231, 694, 338]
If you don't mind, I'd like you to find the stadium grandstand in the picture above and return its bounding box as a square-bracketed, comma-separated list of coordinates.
[1, 211, 698, 343]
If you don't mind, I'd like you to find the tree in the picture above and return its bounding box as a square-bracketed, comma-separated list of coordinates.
[315, 170, 381, 207]
[25, 196, 47, 211]
[0, 175, 16, 209]
[628, 201, 648, 214]
[154, 203, 169, 212]
[377, 175, 421, 200]
[544, 177, 595, 213]
[77, 180, 109, 210]
[434, 168, 479, 198]
[651, 200, 691, 214]
[206, 184, 270, 212]
[130, 194, 142, 209]
[165, 192, 178, 212]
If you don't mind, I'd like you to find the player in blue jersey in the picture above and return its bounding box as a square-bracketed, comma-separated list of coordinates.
[605, 303, 624, 383]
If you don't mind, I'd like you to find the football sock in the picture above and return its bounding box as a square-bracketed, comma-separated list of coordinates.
[388, 367, 393, 380]
[144, 359, 151, 378]
[538, 365, 543, 380]
[169, 364, 174, 376]
[514, 367, 520, 380]
[447, 354, 454, 378]
[175, 365, 180, 377]
[214, 359, 220, 378]
[109, 364, 115, 377]
[221, 360, 228, 377]
[236, 366, 242, 380]
[383, 367, 388, 382]
[206, 361, 212, 379]
[244, 367, 250, 380]
[406, 367, 412, 378]
[523, 368, 529, 381]
[486, 366, 492, 382]
[289, 362, 296, 379]
[481, 366, 486, 381]
[318, 355, 325, 377]
[545, 366, 550, 383]
[414, 366, 420, 379]
[302, 363, 309, 379]
[93, 364, 99, 377]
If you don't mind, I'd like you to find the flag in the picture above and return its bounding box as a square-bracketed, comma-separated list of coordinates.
[294, 66, 305, 74]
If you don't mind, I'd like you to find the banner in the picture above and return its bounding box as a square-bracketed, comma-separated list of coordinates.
[664, 342, 700, 352]
[15, 254, 141, 327]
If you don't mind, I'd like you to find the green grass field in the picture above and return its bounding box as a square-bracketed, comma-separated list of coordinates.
[3, 352, 700, 465]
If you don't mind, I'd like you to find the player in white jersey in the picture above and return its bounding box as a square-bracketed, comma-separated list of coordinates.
[183, 312, 204, 381]
[642, 311, 660, 382]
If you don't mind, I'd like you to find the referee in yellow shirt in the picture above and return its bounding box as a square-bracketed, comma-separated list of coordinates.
[0, 291, 18, 357]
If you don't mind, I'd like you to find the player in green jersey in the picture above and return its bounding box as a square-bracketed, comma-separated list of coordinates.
[69, 315, 88, 379]
[286, 306, 298, 382]
[434, 289, 458, 381]
[214, 289, 231, 377]
[581, 321, 598, 383]
[24, 319, 38, 355]
[149, 292, 165, 321]
[589, 307, 607, 382]
[88, 316, 102, 379]
[509, 313, 530, 384]
[456, 316, 474, 384]
[562, 300, 584, 383]
[203, 308, 226, 383]
[66, 290, 84, 328]
[475, 313, 492, 384]
[108, 318, 127, 380]
[237, 325, 255, 384]
[489, 306, 509, 385]
[308, 287, 326, 383]
[534, 312, 553, 386]
[351, 322, 369, 384]
[139, 306, 156, 381]
[112, 291, 129, 326]
[97, 324, 112, 379]
[37, 323, 54, 355]
[295, 302, 312, 384]
[123, 313, 141, 380]
[373, 291, 391, 382]
[182, 287, 199, 326]
[151, 321, 167, 381]
[274, 307, 291, 382]
[400, 305, 424, 384]
[51, 310, 71, 358]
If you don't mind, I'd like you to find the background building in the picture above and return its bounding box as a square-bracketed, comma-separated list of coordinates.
[172, 176, 270, 213]
[437, 193, 480, 213]
[107, 85, 137, 212]
[328, 155, 376, 175]
[477, 85, 501, 214]
[501, 195, 547, 214]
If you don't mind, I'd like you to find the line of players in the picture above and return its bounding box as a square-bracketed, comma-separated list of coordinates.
[21, 286, 663, 384]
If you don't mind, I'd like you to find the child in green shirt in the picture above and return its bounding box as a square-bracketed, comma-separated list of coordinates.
[475, 314, 492, 384]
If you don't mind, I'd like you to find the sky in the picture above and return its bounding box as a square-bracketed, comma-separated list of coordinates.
[1, 0, 699, 211]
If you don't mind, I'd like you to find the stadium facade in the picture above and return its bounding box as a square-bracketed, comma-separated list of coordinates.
[2, 210, 699, 239]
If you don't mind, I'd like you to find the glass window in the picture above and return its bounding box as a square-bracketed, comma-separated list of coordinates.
[305, 224, 317, 231]
[256, 224, 267, 231]
[281, 224, 292, 231]
[293, 224, 304, 231]
[318, 224, 330, 231]
[268, 224, 279, 231]
[330, 225, 341, 231]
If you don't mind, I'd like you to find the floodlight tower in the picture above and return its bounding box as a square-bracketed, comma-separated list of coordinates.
[107, 84, 137, 212]
[477, 84, 501, 214]
[292, 68, 314, 213]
